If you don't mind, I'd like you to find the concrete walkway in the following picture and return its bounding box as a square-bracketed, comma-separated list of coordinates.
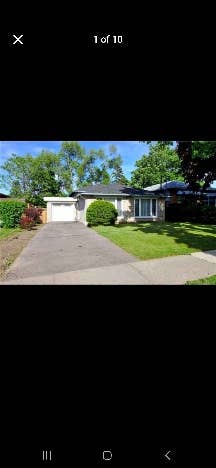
[1, 222, 216, 284]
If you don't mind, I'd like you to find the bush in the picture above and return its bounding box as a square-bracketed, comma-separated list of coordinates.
[20, 216, 36, 230]
[166, 202, 216, 224]
[24, 207, 42, 223]
[199, 205, 216, 224]
[86, 200, 118, 226]
[0, 200, 26, 228]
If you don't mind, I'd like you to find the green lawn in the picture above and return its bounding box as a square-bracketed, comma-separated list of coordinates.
[0, 227, 22, 240]
[186, 275, 216, 285]
[92, 222, 216, 260]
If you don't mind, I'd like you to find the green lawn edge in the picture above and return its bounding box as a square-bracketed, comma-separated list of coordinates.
[91, 222, 216, 261]
[186, 275, 216, 285]
[0, 227, 22, 240]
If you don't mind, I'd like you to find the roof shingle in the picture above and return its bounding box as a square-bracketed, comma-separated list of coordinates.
[71, 183, 157, 197]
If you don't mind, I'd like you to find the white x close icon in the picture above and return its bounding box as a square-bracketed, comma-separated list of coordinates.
[13, 34, 23, 45]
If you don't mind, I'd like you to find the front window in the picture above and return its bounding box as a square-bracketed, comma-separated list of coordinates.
[135, 199, 139, 217]
[134, 199, 157, 217]
[152, 199, 156, 216]
[141, 199, 151, 216]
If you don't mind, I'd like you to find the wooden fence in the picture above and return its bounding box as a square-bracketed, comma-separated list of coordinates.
[39, 208, 47, 224]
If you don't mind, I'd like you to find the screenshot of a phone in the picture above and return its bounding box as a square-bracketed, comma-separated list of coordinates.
[0, 15, 215, 467]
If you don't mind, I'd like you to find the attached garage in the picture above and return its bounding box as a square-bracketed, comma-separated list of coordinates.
[44, 197, 77, 222]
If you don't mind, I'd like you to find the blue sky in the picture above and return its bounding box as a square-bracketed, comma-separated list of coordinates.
[1, 141, 215, 192]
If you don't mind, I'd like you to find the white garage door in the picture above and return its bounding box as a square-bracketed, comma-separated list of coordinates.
[51, 203, 76, 222]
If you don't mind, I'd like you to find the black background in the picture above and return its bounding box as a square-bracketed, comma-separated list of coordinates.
[0, 8, 215, 465]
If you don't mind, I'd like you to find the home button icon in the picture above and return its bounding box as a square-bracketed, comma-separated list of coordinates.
[102, 450, 112, 461]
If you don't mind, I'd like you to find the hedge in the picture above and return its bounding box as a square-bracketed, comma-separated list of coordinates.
[0, 200, 26, 228]
[166, 202, 216, 224]
[86, 200, 118, 226]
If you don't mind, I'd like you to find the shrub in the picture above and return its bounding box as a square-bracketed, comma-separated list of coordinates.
[86, 200, 118, 226]
[0, 200, 26, 228]
[24, 207, 42, 223]
[20, 216, 36, 230]
[166, 202, 216, 224]
[199, 205, 216, 224]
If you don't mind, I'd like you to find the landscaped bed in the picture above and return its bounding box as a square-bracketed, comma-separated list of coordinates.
[0, 225, 42, 278]
[92, 222, 216, 260]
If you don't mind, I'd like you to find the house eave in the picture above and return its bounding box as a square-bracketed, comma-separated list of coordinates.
[43, 197, 77, 202]
[74, 192, 161, 197]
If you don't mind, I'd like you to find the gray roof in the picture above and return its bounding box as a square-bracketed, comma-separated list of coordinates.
[144, 180, 188, 191]
[71, 183, 158, 197]
[144, 180, 216, 195]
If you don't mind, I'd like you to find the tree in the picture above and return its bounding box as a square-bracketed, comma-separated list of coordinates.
[0, 142, 129, 202]
[107, 146, 128, 184]
[27, 151, 63, 205]
[0, 153, 33, 194]
[58, 142, 115, 189]
[143, 141, 216, 191]
[111, 163, 128, 184]
[10, 180, 23, 198]
[1, 151, 63, 206]
[73, 144, 128, 187]
[59, 141, 86, 193]
[176, 141, 216, 191]
[131, 142, 183, 188]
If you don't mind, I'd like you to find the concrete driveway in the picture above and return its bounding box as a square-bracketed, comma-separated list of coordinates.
[1, 222, 138, 284]
[1, 222, 216, 284]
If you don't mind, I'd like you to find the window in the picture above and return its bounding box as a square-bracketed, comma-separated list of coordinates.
[135, 199, 139, 217]
[134, 199, 157, 217]
[141, 199, 150, 216]
[152, 199, 156, 216]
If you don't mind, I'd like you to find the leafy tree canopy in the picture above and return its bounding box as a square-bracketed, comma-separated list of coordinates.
[131, 142, 183, 188]
[0, 143, 128, 204]
[0, 151, 63, 206]
[143, 141, 216, 191]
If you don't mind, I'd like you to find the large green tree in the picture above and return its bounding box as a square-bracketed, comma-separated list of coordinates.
[0, 142, 129, 203]
[0, 151, 63, 206]
[131, 142, 183, 188]
[58, 141, 87, 193]
[176, 141, 216, 191]
[143, 141, 216, 191]
[73, 144, 127, 187]
[107, 146, 128, 184]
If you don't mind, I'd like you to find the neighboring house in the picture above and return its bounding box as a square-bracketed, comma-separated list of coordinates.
[144, 181, 216, 207]
[0, 193, 10, 200]
[44, 183, 165, 224]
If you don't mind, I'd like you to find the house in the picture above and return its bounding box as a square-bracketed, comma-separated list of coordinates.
[144, 180, 216, 207]
[44, 183, 165, 224]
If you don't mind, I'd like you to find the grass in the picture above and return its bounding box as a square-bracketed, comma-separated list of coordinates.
[186, 275, 216, 285]
[0, 227, 22, 240]
[92, 222, 216, 260]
